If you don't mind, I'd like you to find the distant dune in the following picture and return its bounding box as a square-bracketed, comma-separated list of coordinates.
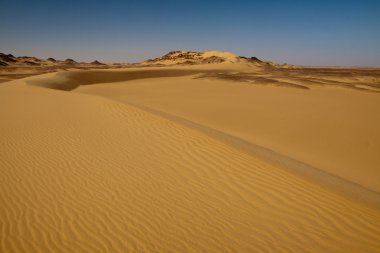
[1, 51, 380, 252]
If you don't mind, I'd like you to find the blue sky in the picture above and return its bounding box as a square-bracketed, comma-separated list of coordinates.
[1, 0, 379, 66]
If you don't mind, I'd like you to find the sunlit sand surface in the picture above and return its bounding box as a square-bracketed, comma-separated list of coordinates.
[1, 54, 380, 252]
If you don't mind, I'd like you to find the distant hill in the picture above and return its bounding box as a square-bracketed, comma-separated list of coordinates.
[142, 50, 295, 68]
[0, 53, 110, 68]
[0, 51, 296, 69]
[144, 51, 239, 65]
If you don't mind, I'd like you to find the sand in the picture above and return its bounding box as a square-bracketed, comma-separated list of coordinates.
[82, 78, 380, 190]
[1, 64, 380, 252]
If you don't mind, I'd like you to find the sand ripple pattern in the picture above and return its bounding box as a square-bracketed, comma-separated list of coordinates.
[1, 84, 380, 252]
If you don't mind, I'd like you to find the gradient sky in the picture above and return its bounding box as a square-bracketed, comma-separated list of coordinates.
[1, 0, 379, 66]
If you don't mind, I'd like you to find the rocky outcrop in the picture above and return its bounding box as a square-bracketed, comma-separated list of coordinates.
[142, 50, 274, 67]
[0, 53, 17, 63]
[24, 61, 39, 66]
[144, 51, 240, 65]
[0, 53, 113, 68]
[91, 60, 105, 65]
[239, 56, 262, 63]
[64, 58, 77, 64]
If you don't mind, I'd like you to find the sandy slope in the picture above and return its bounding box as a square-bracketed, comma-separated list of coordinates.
[72, 67, 380, 193]
[1, 71, 380, 252]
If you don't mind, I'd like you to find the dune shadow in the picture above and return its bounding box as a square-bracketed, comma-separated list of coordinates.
[27, 69, 217, 91]
[27, 67, 380, 93]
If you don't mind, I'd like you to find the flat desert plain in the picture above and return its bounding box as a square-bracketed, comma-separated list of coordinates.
[1, 54, 380, 252]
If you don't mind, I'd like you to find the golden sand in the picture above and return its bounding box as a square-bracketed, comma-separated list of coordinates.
[1, 63, 380, 252]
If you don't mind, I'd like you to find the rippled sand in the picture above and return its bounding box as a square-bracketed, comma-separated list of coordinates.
[1, 64, 380, 252]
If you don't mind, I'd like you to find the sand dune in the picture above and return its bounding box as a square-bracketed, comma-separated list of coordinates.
[37, 65, 380, 193]
[1, 63, 380, 252]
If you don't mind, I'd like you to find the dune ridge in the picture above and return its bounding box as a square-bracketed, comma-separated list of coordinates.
[123, 101, 380, 209]
[53, 67, 380, 192]
[26, 68, 380, 201]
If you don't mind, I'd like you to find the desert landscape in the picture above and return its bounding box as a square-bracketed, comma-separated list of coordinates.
[1, 0, 380, 252]
[1, 50, 380, 252]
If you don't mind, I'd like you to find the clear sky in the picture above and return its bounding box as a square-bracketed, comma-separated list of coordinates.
[1, 0, 379, 66]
